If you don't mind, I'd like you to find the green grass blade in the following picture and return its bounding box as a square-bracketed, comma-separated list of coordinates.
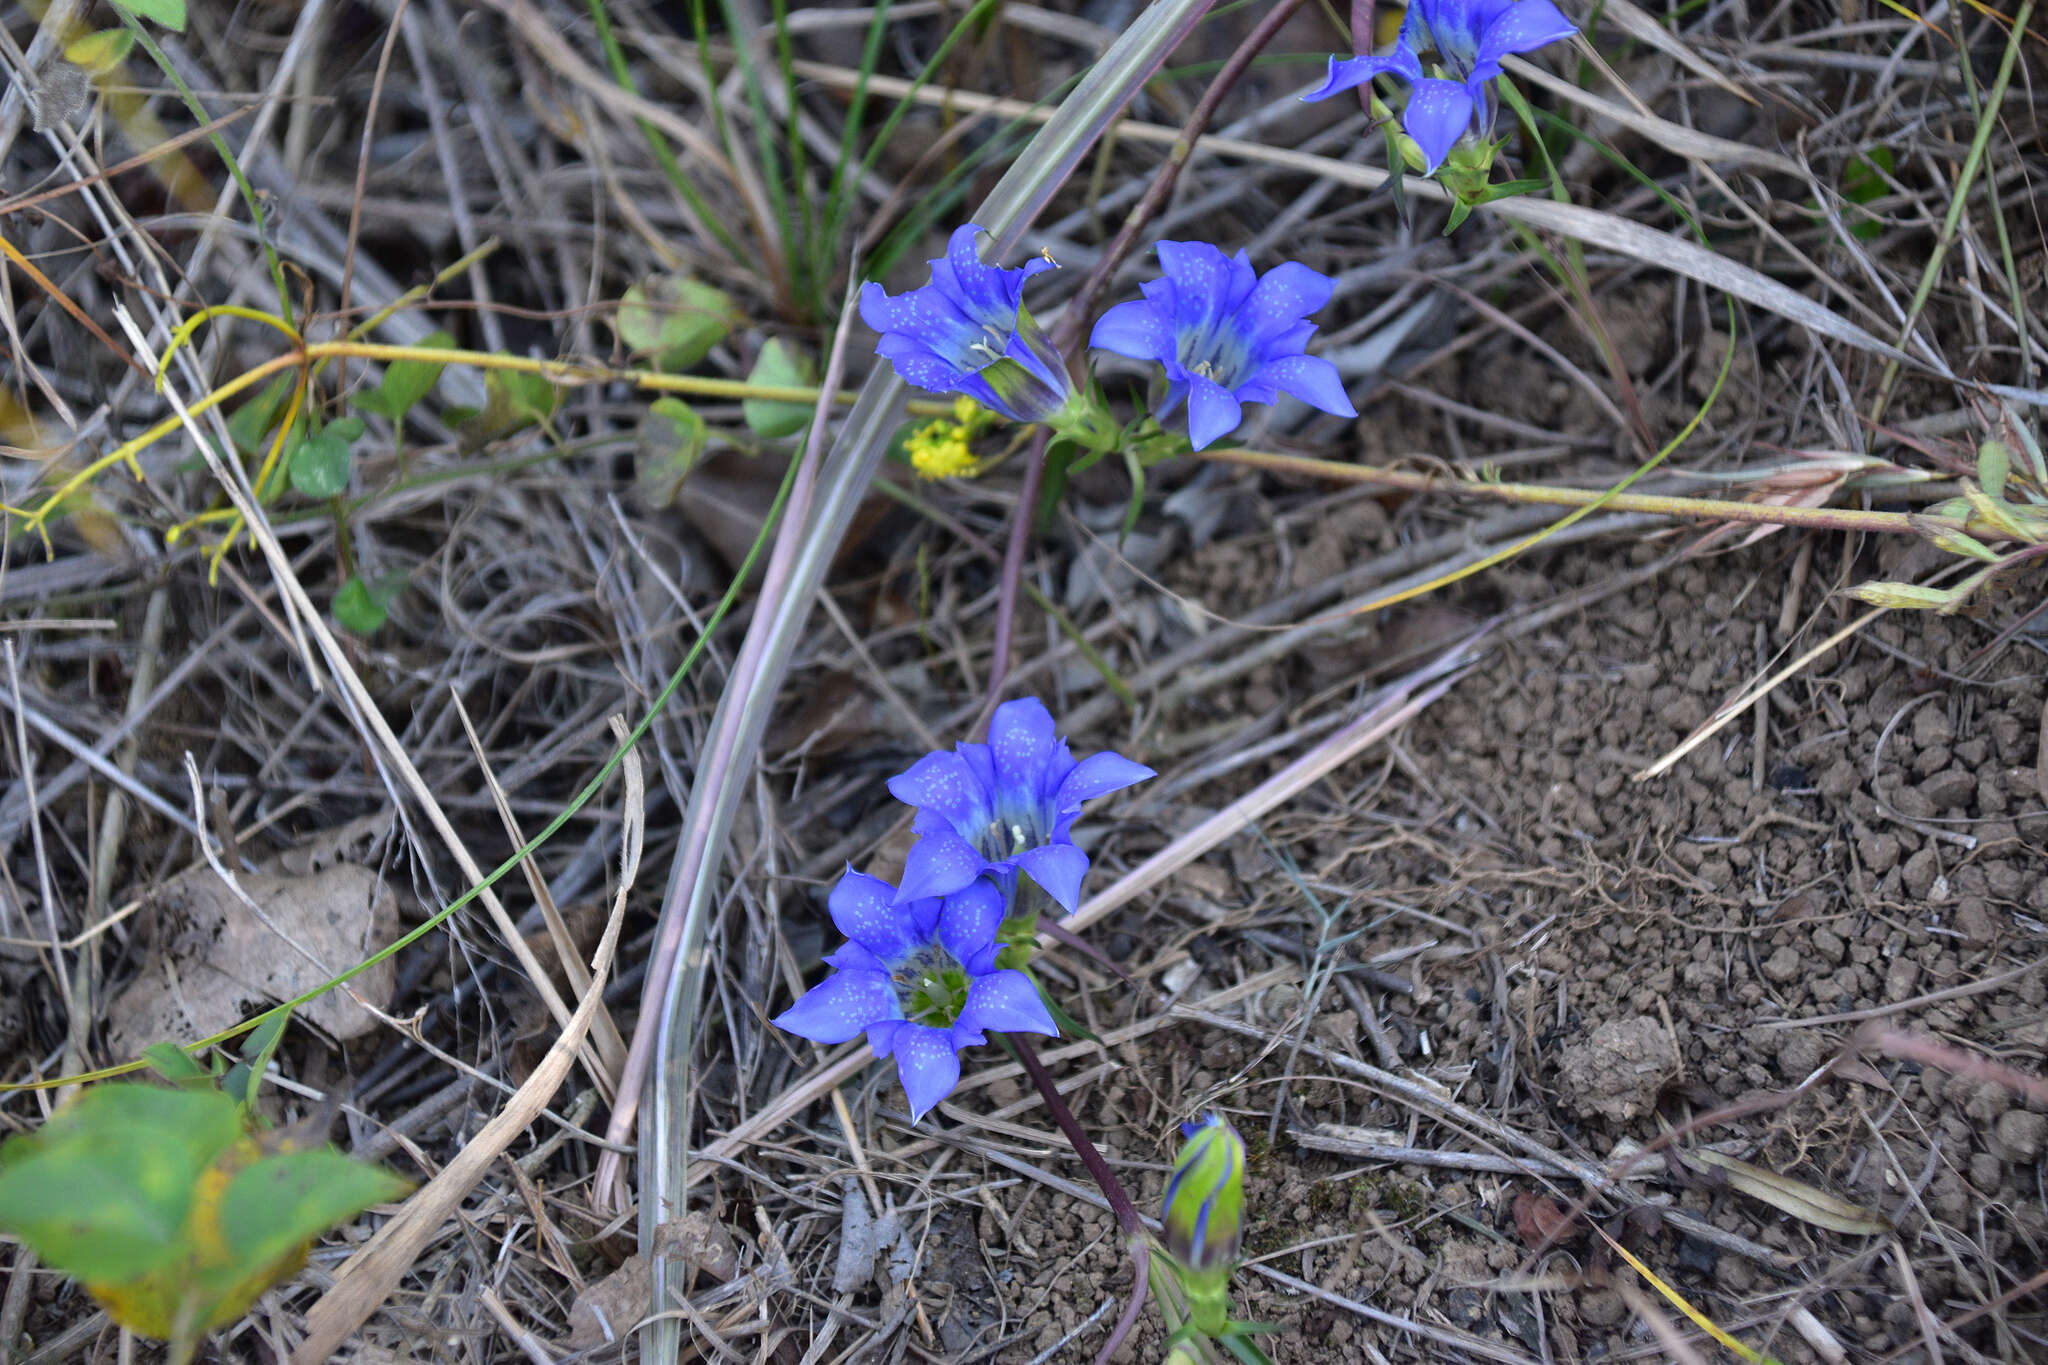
[584, 0, 743, 258]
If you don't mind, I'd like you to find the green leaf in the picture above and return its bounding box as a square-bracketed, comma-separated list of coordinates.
[0, 1086, 241, 1281]
[64, 29, 134, 73]
[216, 1150, 410, 1272]
[497, 369, 559, 425]
[616, 274, 735, 371]
[1841, 146, 1894, 205]
[113, 0, 186, 31]
[287, 424, 354, 499]
[741, 338, 815, 438]
[143, 1043, 210, 1087]
[227, 374, 296, 456]
[225, 1010, 291, 1114]
[1847, 579, 1969, 611]
[1978, 440, 2012, 502]
[332, 572, 408, 635]
[354, 331, 455, 421]
[636, 397, 710, 505]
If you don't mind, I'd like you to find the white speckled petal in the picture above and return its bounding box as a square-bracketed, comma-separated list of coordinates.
[958, 969, 1057, 1038]
[1238, 262, 1335, 348]
[1057, 751, 1155, 808]
[828, 868, 922, 964]
[1261, 354, 1357, 420]
[987, 697, 1059, 793]
[773, 969, 899, 1045]
[889, 749, 991, 833]
[896, 831, 987, 905]
[893, 1026, 963, 1121]
[937, 879, 1006, 967]
[1185, 373, 1245, 451]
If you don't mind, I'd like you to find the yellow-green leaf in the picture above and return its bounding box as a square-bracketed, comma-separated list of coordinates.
[616, 274, 735, 372]
[742, 338, 815, 439]
[64, 28, 134, 74]
[636, 397, 710, 504]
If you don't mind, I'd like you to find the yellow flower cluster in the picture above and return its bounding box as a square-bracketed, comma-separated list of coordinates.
[906, 397, 991, 480]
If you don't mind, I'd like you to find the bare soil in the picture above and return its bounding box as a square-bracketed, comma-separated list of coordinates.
[929, 534, 2048, 1363]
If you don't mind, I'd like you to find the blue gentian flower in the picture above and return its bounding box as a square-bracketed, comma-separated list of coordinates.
[1303, 0, 1579, 174]
[773, 870, 1056, 1120]
[887, 697, 1154, 914]
[1088, 241, 1356, 451]
[859, 223, 1074, 425]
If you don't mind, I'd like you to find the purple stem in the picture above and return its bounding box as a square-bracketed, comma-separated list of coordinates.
[1010, 1034, 1143, 1235]
[1009, 1033, 1152, 1363]
[986, 0, 1314, 704]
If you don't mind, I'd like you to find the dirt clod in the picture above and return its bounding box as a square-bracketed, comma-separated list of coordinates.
[1557, 1016, 1681, 1124]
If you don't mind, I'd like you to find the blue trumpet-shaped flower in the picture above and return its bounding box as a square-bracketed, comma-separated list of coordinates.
[1088, 241, 1355, 451]
[859, 223, 1074, 425]
[1303, 0, 1578, 174]
[887, 697, 1154, 914]
[773, 870, 1056, 1120]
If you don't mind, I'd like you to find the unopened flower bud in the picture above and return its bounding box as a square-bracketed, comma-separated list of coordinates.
[1163, 1112, 1244, 1275]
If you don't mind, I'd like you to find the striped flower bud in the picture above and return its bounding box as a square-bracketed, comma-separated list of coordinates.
[1162, 1112, 1244, 1275]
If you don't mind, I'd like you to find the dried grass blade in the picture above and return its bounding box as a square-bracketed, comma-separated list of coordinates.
[290, 734, 643, 1365]
[1682, 1149, 1891, 1235]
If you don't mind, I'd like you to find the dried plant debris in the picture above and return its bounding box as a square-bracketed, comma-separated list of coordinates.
[104, 864, 401, 1059]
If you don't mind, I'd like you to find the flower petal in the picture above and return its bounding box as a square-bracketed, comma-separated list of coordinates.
[827, 869, 924, 964]
[1089, 298, 1175, 362]
[888, 750, 990, 833]
[877, 339, 977, 398]
[1260, 354, 1357, 419]
[773, 969, 899, 1044]
[866, 1017, 905, 1058]
[1016, 840, 1090, 913]
[1238, 262, 1336, 351]
[1152, 241, 1235, 347]
[1477, 0, 1577, 67]
[937, 879, 1007, 967]
[860, 281, 975, 358]
[958, 969, 1058, 1038]
[824, 940, 891, 973]
[1302, 51, 1419, 102]
[893, 1025, 963, 1121]
[1401, 77, 1476, 174]
[1056, 750, 1155, 807]
[896, 830, 987, 904]
[987, 697, 1059, 794]
[1185, 372, 1245, 451]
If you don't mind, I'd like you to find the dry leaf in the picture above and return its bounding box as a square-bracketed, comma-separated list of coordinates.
[1683, 1149, 1890, 1236]
[1513, 1192, 1578, 1249]
[105, 863, 401, 1058]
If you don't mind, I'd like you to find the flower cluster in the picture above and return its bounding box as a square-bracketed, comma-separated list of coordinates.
[863, 226, 1353, 453]
[774, 698, 1152, 1119]
[1304, 0, 1578, 176]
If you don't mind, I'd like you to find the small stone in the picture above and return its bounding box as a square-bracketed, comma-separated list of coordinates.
[1777, 1031, 1824, 1081]
[1901, 848, 1942, 900]
[1761, 945, 1803, 985]
[1955, 897, 2000, 946]
[1994, 1110, 2047, 1161]
[1818, 759, 1860, 799]
[1969, 1151, 2003, 1192]
[1811, 928, 1846, 963]
[1884, 959, 1922, 1002]
[1920, 769, 1976, 810]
